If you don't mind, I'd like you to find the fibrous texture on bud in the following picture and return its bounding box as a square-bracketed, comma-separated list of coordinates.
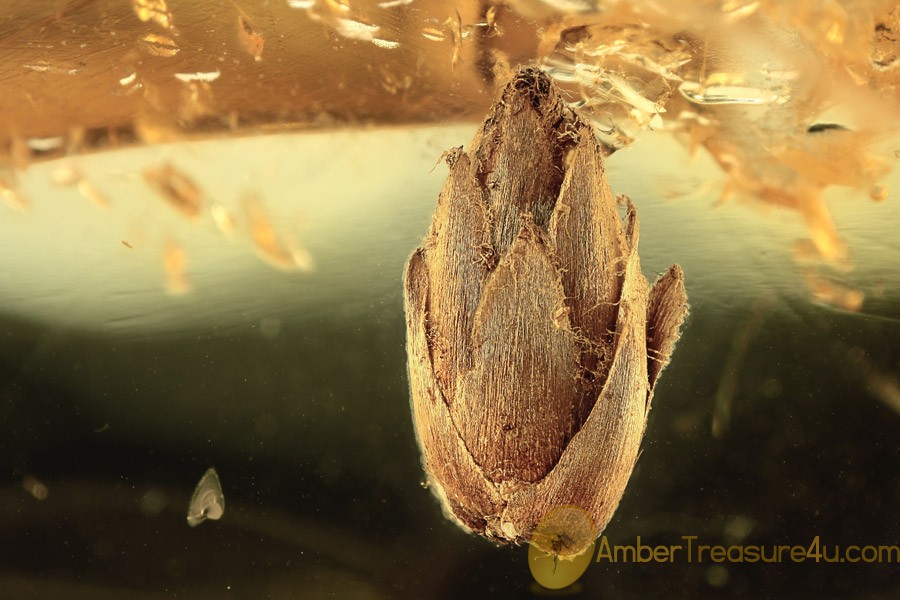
[404, 67, 689, 557]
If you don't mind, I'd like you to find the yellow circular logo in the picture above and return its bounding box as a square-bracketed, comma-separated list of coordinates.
[528, 506, 596, 589]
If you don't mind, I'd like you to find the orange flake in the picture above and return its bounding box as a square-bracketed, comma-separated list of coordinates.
[144, 163, 203, 220]
[164, 239, 190, 295]
[244, 194, 314, 272]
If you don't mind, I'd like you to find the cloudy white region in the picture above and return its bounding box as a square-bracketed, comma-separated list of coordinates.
[372, 38, 400, 49]
[174, 70, 222, 83]
[378, 0, 414, 8]
[334, 18, 380, 42]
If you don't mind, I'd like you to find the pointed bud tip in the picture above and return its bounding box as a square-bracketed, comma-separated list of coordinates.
[495, 67, 573, 125]
[509, 67, 555, 108]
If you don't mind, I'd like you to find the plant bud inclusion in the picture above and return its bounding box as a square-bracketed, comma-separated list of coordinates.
[404, 67, 689, 557]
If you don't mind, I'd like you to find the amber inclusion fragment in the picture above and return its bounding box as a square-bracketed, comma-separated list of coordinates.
[234, 2, 265, 61]
[187, 468, 225, 527]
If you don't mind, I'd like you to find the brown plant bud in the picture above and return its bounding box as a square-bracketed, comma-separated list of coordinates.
[403, 67, 689, 557]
